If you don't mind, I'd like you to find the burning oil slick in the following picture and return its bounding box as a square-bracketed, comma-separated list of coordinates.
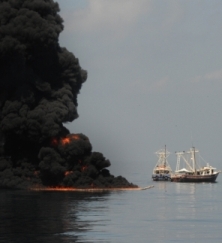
[0, 0, 137, 189]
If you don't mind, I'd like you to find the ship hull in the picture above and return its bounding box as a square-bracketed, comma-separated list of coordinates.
[152, 174, 171, 181]
[171, 172, 219, 183]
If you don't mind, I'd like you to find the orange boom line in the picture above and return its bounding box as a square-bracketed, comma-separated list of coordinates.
[30, 185, 154, 192]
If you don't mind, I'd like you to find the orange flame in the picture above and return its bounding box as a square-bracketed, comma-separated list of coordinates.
[61, 135, 80, 145]
[34, 171, 40, 176]
[64, 171, 73, 176]
[81, 165, 88, 172]
[70, 135, 79, 140]
[51, 135, 80, 146]
[51, 138, 58, 146]
[61, 137, 70, 145]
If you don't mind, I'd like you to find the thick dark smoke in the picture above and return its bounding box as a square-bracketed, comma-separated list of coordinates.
[0, 0, 137, 189]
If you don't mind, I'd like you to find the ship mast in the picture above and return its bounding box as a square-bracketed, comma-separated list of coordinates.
[164, 145, 166, 167]
[193, 147, 196, 175]
[190, 147, 197, 174]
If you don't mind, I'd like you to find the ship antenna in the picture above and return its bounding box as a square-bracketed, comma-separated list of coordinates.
[191, 131, 193, 147]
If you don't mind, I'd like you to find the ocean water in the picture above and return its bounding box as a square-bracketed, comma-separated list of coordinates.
[0, 173, 222, 243]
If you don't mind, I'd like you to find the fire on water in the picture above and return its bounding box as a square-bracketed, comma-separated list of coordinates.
[30, 185, 154, 192]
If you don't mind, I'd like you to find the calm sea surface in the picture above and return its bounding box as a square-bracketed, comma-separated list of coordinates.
[1, 171, 222, 243]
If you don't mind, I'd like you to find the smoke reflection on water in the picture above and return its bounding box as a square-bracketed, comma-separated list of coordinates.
[1, 183, 222, 243]
[0, 189, 111, 243]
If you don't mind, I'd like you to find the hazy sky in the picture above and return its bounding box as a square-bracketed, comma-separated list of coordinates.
[56, 0, 222, 179]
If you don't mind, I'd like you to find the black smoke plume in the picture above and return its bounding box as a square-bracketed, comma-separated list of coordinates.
[0, 0, 137, 189]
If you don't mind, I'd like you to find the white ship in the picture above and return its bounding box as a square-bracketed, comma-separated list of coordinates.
[152, 146, 172, 181]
